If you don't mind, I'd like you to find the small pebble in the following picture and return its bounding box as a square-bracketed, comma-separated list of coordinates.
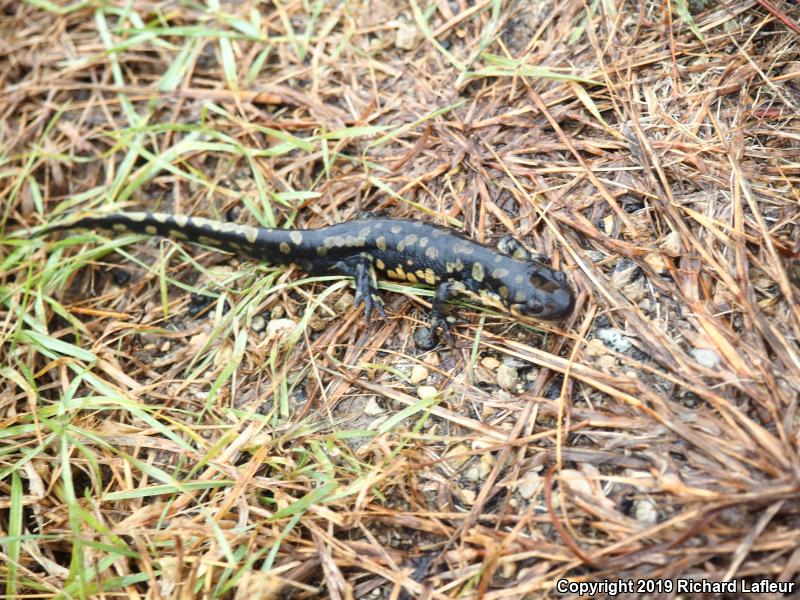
[465, 464, 482, 482]
[417, 385, 438, 401]
[409, 365, 429, 384]
[307, 314, 327, 332]
[481, 356, 501, 370]
[585, 338, 609, 357]
[112, 269, 131, 286]
[596, 355, 617, 371]
[601, 214, 615, 236]
[622, 279, 647, 303]
[395, 22, 419, 50]
[478, 454, 494, 478]
[251, 315, 266, 333]
[474, 365, 495, 385]
[693, 347, 721, 369]
[496, 364, 518, 392]
[457, 488, 476, 505]
[559, 469, 593, 497]
[585, 250, 605, 263]
[363, 397, 384, 416]
[518, 470, 542, 499]
[266, 318, 296, 341]
[423, 353, 440, 367]
[660, 230, 682, 257]
[634, 499, 658, 524]
[644, 252, 668, 274]
[596, 328, 632, 353]
[270, 305, 285, 319]
[444, 444, 468, 467]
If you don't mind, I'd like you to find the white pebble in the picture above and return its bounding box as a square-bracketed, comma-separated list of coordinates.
[266, 318, 296, 340]
[693, 347, 721, 369]
[409, 365, 429, 384]
[496, 364, 519, 392]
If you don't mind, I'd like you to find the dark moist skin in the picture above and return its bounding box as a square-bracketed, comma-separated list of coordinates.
[43, 212, 575, 348]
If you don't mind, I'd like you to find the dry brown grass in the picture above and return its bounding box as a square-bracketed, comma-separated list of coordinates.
[1, 0, 800, 598]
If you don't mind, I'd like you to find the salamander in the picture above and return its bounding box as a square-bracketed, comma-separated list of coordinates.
[42, 212, 575, 348]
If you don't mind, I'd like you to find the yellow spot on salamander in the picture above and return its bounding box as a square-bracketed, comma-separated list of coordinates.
[289, 231, 303, 245]
[112, 223, 127, 232]
[316, 246, 328, 256]
[387, 269, 398, 279]
[425, 247, 439, 260]
[515, 274, 524, 284]
[127, 212, 147, 222]
[479, 289, 506, 311]
[375, 259, 385, 270]
[243, 226, 259, 244]
[172, 215, 189, 228]
[152, 213, 168, 223]
[172, 230, 188, 240]
[455, 259, 464, 271]
[391, 226, 402, 234]
[406, 273, 418, 284]
[499, 286, 509, 298]
[446, 262, 455, 273]
[376, 236, 387, 251]
[514, 290, 526, 302]
[280, 242, 291, 254]
[454, 241, 474, 255]
[424, 268, 437, 285]
[419, 237, 428, 248]
[492, 268, 509, 279]
[145, 225, 158, 235]
[472, 262, 485, 282]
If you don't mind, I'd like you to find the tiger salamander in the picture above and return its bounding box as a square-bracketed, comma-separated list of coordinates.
[44, 212, 574, 348]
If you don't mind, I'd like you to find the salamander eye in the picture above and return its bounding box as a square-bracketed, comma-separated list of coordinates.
[526, 299, 544, 315]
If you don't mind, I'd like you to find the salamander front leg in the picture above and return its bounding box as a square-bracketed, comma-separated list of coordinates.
[497, 235, 551, 265]
[414, 280, 461, 350]
[336, 259, 386, 326]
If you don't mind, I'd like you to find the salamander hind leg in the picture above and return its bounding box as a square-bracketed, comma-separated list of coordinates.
[414, 280, 460, 350]
[333, 258, 387, 326]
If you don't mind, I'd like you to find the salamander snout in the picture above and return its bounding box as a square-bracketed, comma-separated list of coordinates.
[525, 286, 574, 320]
[506, 264, 575, 321]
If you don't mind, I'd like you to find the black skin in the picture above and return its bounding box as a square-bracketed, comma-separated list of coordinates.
[41, 212, 575, 348]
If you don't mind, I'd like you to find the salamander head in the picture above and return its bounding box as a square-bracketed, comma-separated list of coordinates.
[501, 260, 575, 321]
